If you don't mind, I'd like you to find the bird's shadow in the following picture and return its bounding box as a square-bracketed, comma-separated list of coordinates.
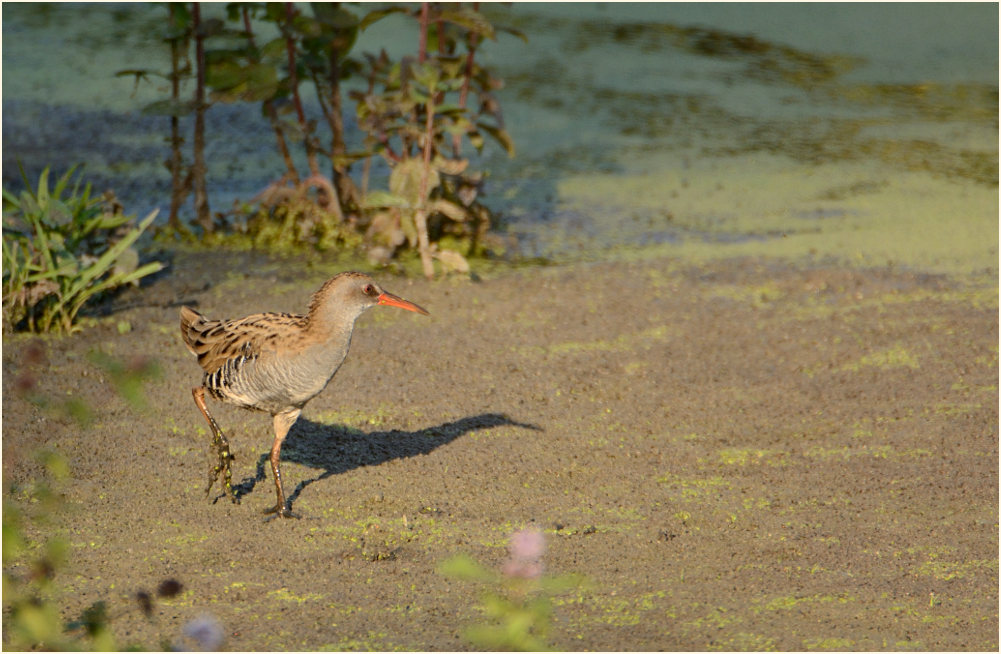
[229, 413, 541, 512]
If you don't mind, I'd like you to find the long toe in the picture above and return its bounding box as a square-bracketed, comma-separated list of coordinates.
[223, 463, 240, 504]
[205, 455, 240, 503]
[205, 465, 221, 498]
[263, 504, 301, 520]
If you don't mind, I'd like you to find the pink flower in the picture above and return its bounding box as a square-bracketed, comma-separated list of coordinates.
[502, 527, 545, 579]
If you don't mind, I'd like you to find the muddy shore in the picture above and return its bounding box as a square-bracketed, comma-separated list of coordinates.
[2, 248, 997, 650]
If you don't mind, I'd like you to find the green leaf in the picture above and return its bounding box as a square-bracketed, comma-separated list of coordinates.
[389, 159, 440, 205]
[12, 602, 65, 648]
[429, 199, 469, 222]
[497, 25, 529, 43]
[410, 62, 442, 91]
[477, 122, 516, 156]
[432, 157, 469, 176]
[467, 130, 485, 151]
[243, 63, 280, 101]
[438, 8, 496, 40]
[2, 515, 27, 563]
[2, 187, 22, 208]
[87, 350, 162, 411]
[167, 3, 192, 25]
[91, 211, 133, 231]
[36, 167, 51, 211]
[539, 572, 590, 594]
[434, 102, 467, 115]
[62, 210, 159, 305]
[205, 60, 244, 90]
[360, 191, 410, 210]
[261, 37, 287, 59]
[438, 554, 495, 582]
[358, 6, 410, 31]
[66, 260, 164, 325]
[312, 4, 359, 30]
[114, 69, 153, 79]
[112, 246, 140, 277]
[408, 87, 430, 105]
[141, 98, 196, 117]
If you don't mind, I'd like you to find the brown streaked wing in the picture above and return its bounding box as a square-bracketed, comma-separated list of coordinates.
[180, 307, 306, 374]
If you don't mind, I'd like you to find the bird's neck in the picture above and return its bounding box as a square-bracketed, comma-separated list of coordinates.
[304, 306, 358, 340]
[287, 314, 357, 383]
[305, 304, 364, 348]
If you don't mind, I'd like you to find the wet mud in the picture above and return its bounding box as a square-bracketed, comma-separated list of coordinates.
[3, 250, 997, 650]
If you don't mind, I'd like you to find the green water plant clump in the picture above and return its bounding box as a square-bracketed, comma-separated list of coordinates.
[441, 527, 588, 651]
[3, 354, 206, 651]
[1, 164, 164, 333]
[125, 2, 520, 278]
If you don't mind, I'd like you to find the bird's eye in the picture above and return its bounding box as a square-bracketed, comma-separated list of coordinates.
[363, 284, 375, 295]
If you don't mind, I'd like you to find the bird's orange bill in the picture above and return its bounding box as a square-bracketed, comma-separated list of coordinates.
[378, 292, 429, 315]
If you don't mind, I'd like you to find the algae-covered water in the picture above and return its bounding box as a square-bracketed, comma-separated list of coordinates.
[2, 2, 997, 275]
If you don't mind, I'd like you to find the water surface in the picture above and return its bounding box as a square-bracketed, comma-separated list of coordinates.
[3, 2, 997, 274]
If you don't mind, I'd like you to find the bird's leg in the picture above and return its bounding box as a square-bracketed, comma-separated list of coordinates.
[192, 387, 239, 504]
[264, 408, 302, 520]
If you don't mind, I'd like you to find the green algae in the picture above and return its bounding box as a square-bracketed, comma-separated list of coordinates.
[841, 344, 920, 372]
[708, 283, 786, 307]
[715, 447, 788, 467]
[656, 473, 733, 498]
[710, 632, 778, 651]
[267, 588, 326, 604]
[916, 558, 998, 582]
[803, 636, 855, 650]
[754, 592, 856, 613]
[318, 630, 399, 652]
[554, 589, 673, 630]
[556, 154, 998, 277]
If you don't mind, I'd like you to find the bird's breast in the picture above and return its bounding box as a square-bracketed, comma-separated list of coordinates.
[206, 331, 352, 414]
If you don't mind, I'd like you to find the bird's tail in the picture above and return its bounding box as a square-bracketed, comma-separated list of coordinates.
[179, 306, 209, 356]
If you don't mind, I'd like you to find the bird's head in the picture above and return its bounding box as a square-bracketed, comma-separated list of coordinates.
[309, 272, 429, 326]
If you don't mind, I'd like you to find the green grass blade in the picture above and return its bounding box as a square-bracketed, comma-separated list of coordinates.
[64, 261, 164, 326]
[52, 165, 80, 200]
[35, 167, 51, 213]
[64, 210, 158, 298]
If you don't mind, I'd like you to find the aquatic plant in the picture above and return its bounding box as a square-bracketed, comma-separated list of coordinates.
[2, 351, 199, 651]
[1, 165, 163, 333]
[354, 3, 519, 277]
[441, 527, 588, 651]
[119, 2, 519, 276]
[2, 447, 214, 651]
[2, 451, 86, 651]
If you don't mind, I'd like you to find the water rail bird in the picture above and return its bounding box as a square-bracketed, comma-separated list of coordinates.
[180, 272, 428, 519]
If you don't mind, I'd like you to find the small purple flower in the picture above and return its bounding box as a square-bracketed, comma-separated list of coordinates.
[503, 527, 546, 579]
[177, 614, 224, 651]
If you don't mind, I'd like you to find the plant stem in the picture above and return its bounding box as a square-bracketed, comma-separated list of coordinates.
[283, 2, 321, 178]
[192, 2, 212, 233]
[454, 2, 480, 156]
[324, 25, 358, 216]
[244, 6, 299, 185]
[167, 4, 188, 232]
[415, 2, 435, 280]
[418, 2, 429, 64]
[309, 69, 353, 221]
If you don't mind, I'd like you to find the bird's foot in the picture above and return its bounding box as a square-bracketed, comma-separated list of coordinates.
[263, 503, 301, 521]
[205, 445, 239, 504]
